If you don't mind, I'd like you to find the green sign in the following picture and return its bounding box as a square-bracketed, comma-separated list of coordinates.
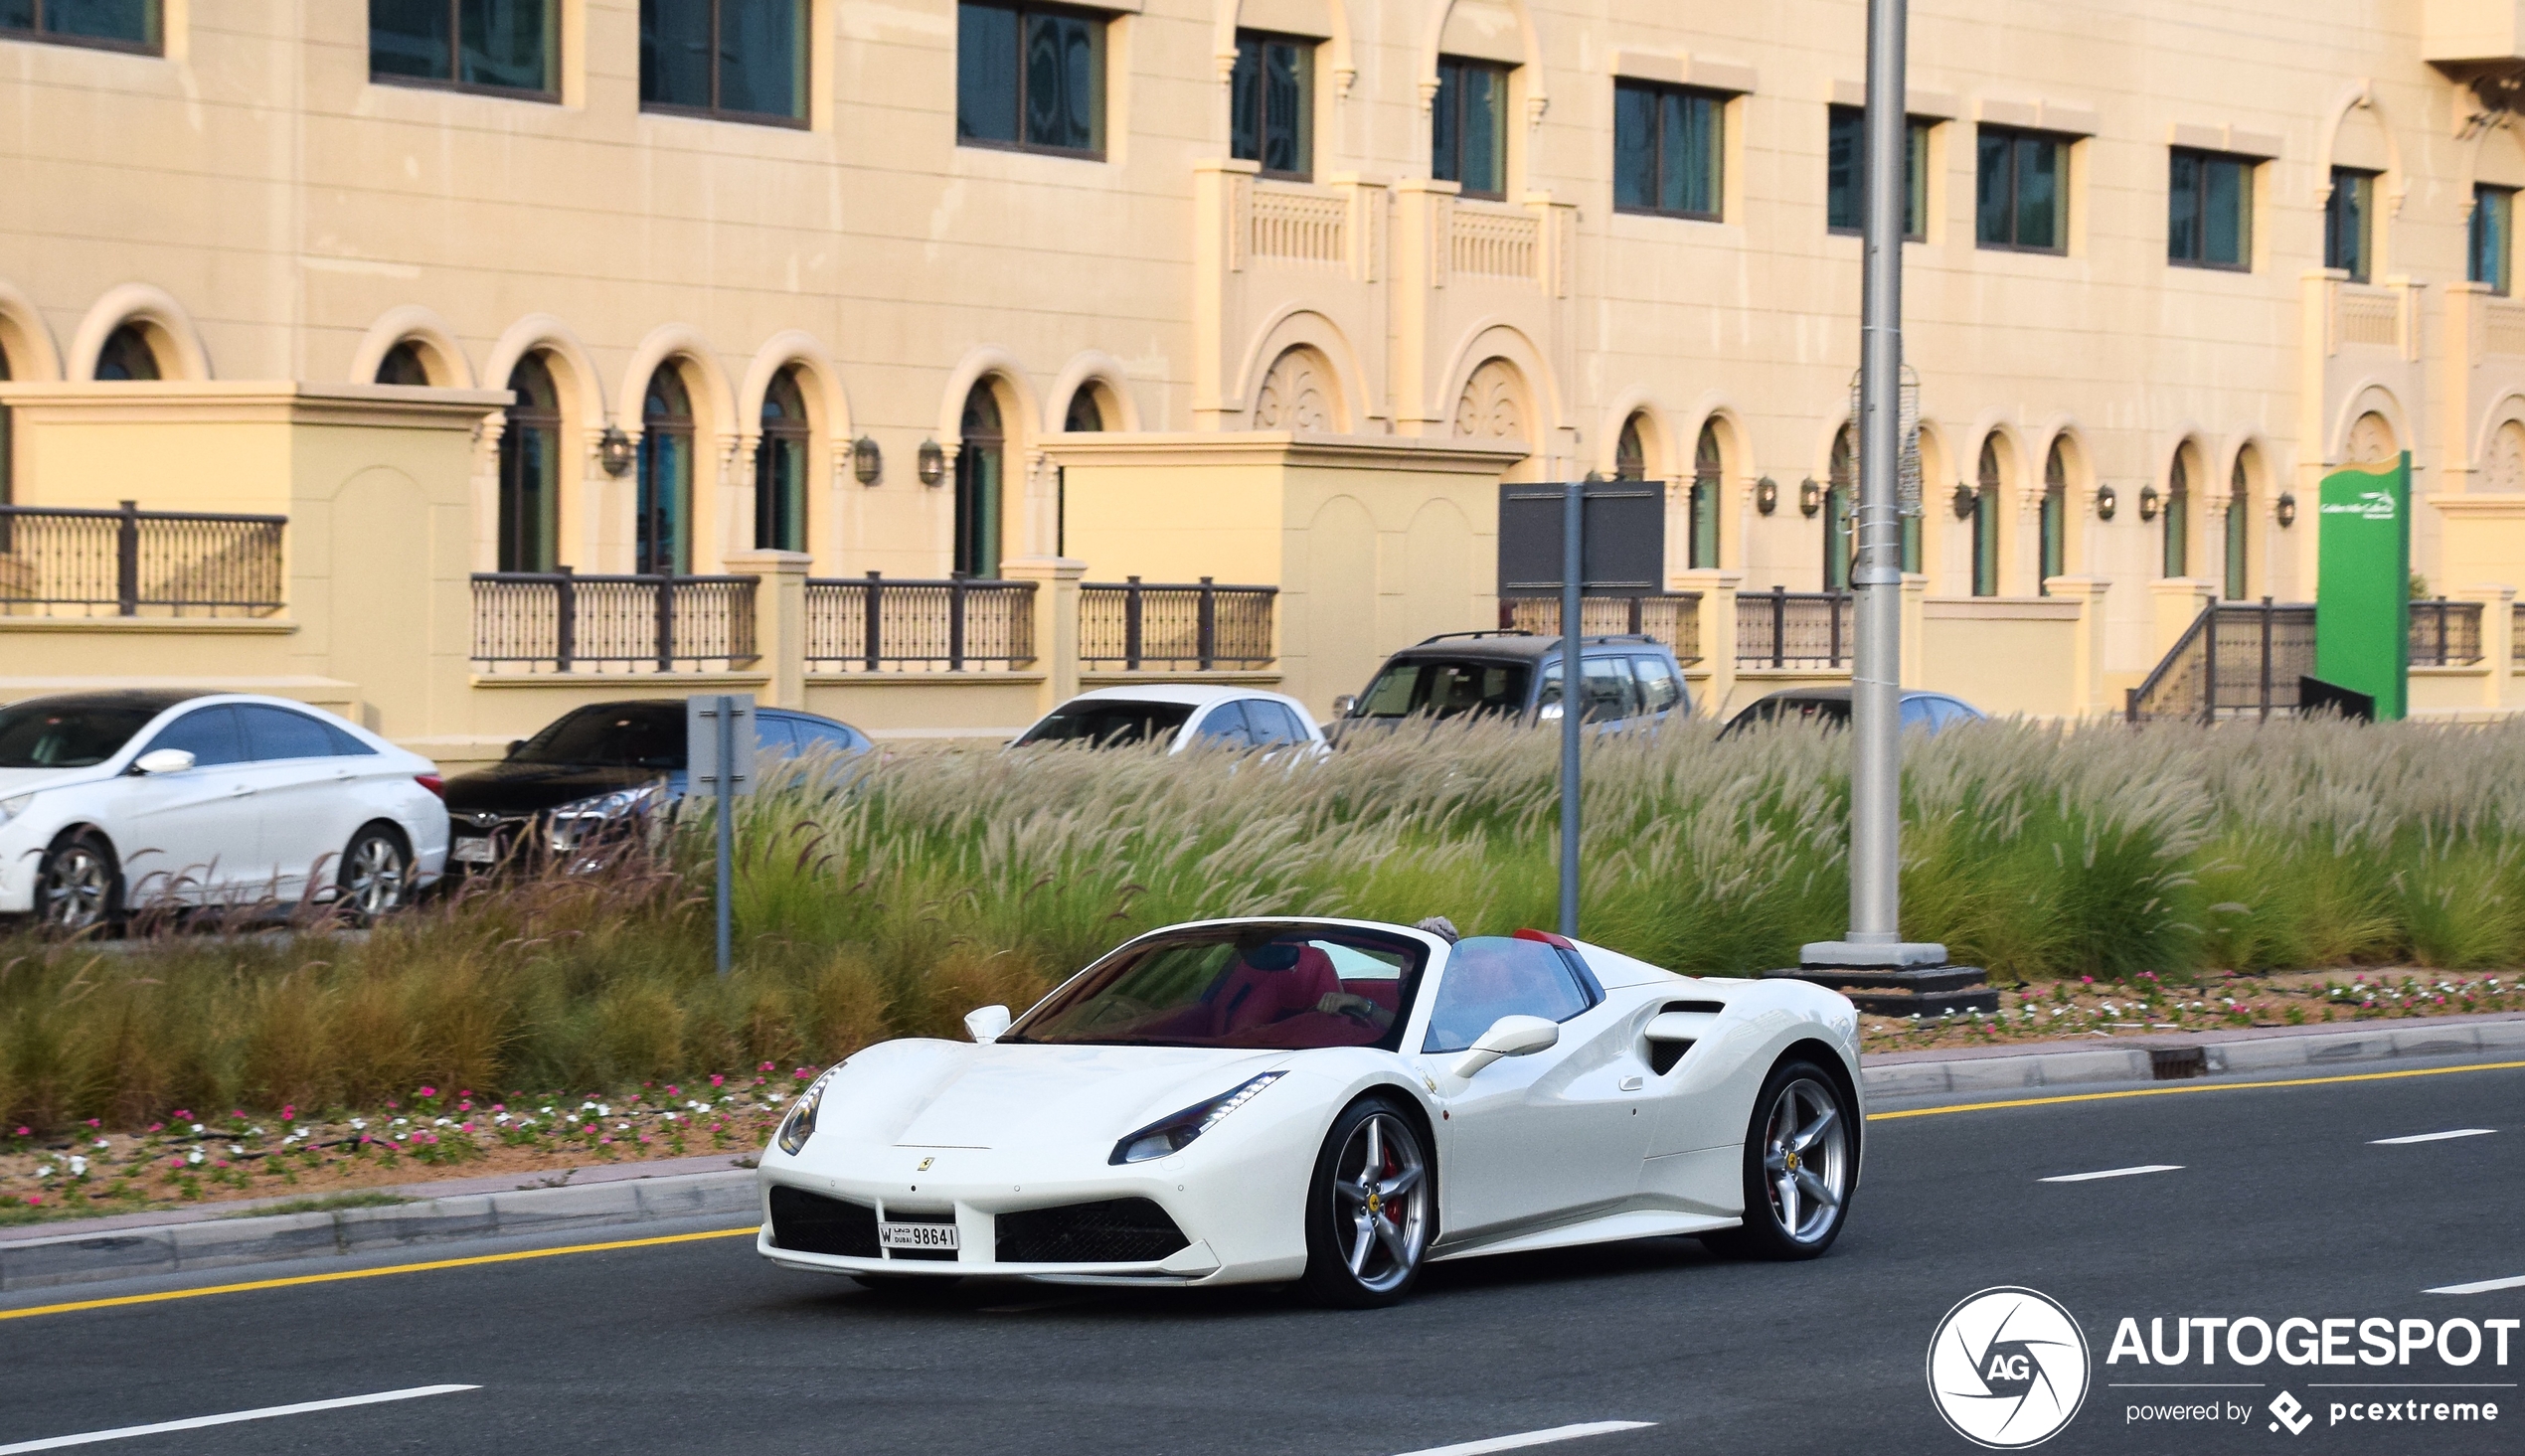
[2314, 453, 2410, 721]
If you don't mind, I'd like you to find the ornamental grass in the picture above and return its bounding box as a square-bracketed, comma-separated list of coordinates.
[3, 714, 2525, 1134]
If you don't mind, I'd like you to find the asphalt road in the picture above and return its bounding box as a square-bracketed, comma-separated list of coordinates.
[3, 1057, 2520, 1456]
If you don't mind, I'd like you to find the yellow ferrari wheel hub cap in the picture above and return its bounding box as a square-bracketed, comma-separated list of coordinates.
[1784, 1151, 1801, 1172]
[1366, 1192, 1383, 1215]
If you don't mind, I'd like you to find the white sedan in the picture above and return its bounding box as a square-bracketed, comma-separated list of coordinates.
[0, 690, 451, 930]
[757, 916, 1861, 1306]
[1011, 686, 1327, 755]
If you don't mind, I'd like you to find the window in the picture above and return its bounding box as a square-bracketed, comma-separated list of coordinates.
[1231, 31, 1313, 180]
[1420, 937, 1598, 1054]
[371, 0, 556, 98]
[2038, 439, 2068, 592]
[637, 368, 695, 576]
[1826, 106, 1929, 238]
[1971, 437, 2002, 596]
[236, 705, 342, 762]
[957, 0, 1105, 158]
[144, 706, 249, 767]
[2168, 148, 2253, 270]
[1824, 424, 1855, 592]
[376, 341, 432, 387]
[2162, 448, 2190, 577]
[0, 0, 158, 53]
[1, 338, 11, 512]
[2224, 453, 2251, 601]
[2473, 185, 2514, 294]
[1064, 387, 1105, 432]
[1632, 656, 1682, 716]
[92, 324, 159, 382]
[1432, 57, 1509, 199]
[1614, 415, 1648, 480]
[1536, 657, 1642, 724]
[756, 367, 808, 552]
[2326, 167, 2376, 283]
[498, 356, 562, 571]
[954, 384, 1004, 578]
[1688, 422, 1722, 569]
[1354, 659, 1530, 722]
[1613, 81, 1724, 221]
[1975, 126, 2066, 252]
[641, 0, 805, 125]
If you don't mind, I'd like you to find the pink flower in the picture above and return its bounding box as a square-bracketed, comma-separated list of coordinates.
[26, 1194, 40, 1207]
[11, 1126, 26, 1137]
[419, 1086, 436, 1098]
[169, 1111, 188, 1122]
[665, 1085, 679, 1096]
[709, 1075, 725, 1087]
[460, 1123, 475, 1133]
[491, 1103, 505, 1113]
[582, 1124, 596, 1135]
[795, 1067, 812, 1079]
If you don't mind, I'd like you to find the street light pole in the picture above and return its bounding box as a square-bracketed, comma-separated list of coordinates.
[1558, 478, 1583, 939]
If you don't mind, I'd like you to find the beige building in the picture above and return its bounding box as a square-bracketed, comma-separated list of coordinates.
[3, 0, 2524, 752]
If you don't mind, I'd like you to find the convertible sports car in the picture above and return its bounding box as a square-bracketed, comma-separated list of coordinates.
[757, 917, 1862, 1306]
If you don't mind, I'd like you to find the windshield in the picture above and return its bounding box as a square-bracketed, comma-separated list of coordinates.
[0, 700, 167, 768]
[1015, 701, 1195, 748]
[514, 704, 686, 768]
[1353, 660, 1531, 721]
[1008, 924, 1428, 1051]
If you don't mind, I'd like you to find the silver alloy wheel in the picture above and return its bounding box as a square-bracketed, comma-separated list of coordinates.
[1760, 1076, 1849, 1244]
[1330, 1111, 1431, 1294]
[341, 832, 410, 920]
[37, 843, 112, 932]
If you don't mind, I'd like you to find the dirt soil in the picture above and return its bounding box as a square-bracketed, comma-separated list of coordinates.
[1858, 967, 2520, 1052]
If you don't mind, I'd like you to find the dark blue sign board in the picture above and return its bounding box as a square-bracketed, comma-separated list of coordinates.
[1498, 481, 1666, 595]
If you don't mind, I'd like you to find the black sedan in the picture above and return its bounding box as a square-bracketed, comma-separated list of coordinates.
[1718, 686, 1985, 738]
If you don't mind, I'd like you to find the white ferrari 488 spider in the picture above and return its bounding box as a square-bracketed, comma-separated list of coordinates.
[757, 917, 1861, 1306]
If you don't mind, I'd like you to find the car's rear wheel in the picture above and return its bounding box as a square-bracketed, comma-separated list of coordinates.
[35, 831, 121, 935]
[336, 823, 413, 925]
[1299, 1095, 1432, 1308]
[1702, 1057, 1854, 1260]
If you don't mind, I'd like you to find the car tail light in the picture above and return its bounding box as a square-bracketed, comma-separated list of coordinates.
[415, 774, 445, 798]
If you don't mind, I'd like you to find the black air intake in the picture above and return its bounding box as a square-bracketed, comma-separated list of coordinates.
[995, 1198, 1189, 1263]
[767, 1186, 881, 1257]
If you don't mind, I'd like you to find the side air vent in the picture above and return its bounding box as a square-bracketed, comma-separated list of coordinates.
[767, 1185, 881, 1258]
[995, 1198, 1190, 1263]
[1649, 1038, 1695, 1076]
[1645, 1001, 1725, 1076]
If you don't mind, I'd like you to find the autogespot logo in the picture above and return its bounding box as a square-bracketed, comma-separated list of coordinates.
[1928, 1287, 2094, 1448]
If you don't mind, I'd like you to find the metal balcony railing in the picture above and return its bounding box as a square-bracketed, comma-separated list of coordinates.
[0, 500, 284, 617]
[471, 570, 758, 672]
[2125, 597, 2316, 723]
[1080, 576, 1276, 670]
[1737, 587, 1857, 669]
[804, 573, 1036, 671]
[2408, 597, 2483, 667]
[1497, 593, 1702, 665]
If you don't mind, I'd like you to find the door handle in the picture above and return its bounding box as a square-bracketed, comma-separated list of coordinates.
[1618, 1075, 1644, 1092]
[229, 784, 254, 797]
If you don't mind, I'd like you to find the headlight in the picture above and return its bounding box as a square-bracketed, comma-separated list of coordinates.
[0, 793, 31, 826]
[778, 1067, 839, 1156]
[547, 784, 664, 848]
[1109, 1072, 1284, 1165]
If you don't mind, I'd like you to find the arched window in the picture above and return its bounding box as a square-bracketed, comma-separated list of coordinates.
[638, 367, 696, 576]
[1824, 423, 1855, 591]
[2039, 438, 2069, 594]
[2225, 450, 2253, 601]
[1, 336, 12, 511]
[1972, 435, 2003, 597]
[756, 367, 809, 553]
[1064, 386, 1105, 432]
[2348, 410, 2397, 464]
[954, 383, 1004, 578]
[1689, 421, 1722, 569]
[93, 324, 160, 382]
[376, 341, 432, 387]
[1615, 414, 1648, 481]
[498, 355, 562, 572]
[2163, 447, 2191, 577]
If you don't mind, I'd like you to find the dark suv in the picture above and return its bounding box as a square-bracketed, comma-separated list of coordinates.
[1332, 631, 1694, 737]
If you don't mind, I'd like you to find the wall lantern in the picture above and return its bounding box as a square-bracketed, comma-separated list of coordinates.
[1950, 481, 1977, 520]
[1754, 477, 1778, 515]
[598, 425, 635, 477]
[851, 435, 883, 485]
[2275, 491, 2298, 528]
[917, 438, 947, 488]
[2094, 483, 2117, 521]
[1797, 478, 1821, 516]
[2138, 483, 2161, 522]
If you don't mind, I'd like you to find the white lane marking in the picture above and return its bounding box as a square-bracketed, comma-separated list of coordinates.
[1391, 1421, 1656, 1456]
[2427, 1273, 2525, 1295]
[2039, 1164, 2184, 1184]
[0, 1384, 478, 1453]
[2373, 1128, 2497, 1145]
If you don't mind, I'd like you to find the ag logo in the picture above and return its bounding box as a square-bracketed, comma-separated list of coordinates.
[1927, 1286, 2092, 1448]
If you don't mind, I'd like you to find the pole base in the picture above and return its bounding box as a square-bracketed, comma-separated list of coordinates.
[1771, 942, 1999, 1015]
[1796, 940, 1947, 969]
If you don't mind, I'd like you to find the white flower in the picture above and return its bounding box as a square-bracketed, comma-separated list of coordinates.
[392, 1118, 408, 1127]
[394, 1133, 407, 1142]
[596, 1104, 611, 1116]
[432, 1118, 450, 1128]
[185, 1149, 204, 1166]
[92, 1138, 109, 1149]
[34, 1166, 53, 1180]
[616, 1122, 630, 1131]
[495, 1113, 511, 1124]
[189, 1123, 205, 1134]
[229, 1144, 243, 1155]
[68, 1156, 86, 1177]
[250, 1126, 263, 1135]
[350, 1118, 368, 1131]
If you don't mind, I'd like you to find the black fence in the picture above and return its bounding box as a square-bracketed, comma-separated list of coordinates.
[1737, 586, 1856, 669]
[1497, 592, 1702, 664]
[471, 570, 758, 671]
[1080, 577, 1276, 670]
[0, 500, 285, 617]
[2125, 597, 2316, 723]
[2408, 598, 2482, 667]
[804, 574, 1036, 671]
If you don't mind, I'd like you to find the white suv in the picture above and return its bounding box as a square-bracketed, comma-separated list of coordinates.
[0, 690, 451, 931]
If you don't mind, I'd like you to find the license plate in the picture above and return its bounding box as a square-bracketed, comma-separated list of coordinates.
[879, 1220, 959, 1251]
[451, 836, 496, 865]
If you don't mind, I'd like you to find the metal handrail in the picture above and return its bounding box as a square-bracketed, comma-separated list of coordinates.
[0, 500, 286, 616]
[1497, 591, 1702, 665]
[1736, 586, 1855, 669]
[803, 573, 1036, 671]
[470, 569, 758, 672]
[1081, 576, 1277, 670]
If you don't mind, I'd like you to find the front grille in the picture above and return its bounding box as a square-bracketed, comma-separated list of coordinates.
[767, 1186, 880, 1257]
[994, 1198, 1189, 1264]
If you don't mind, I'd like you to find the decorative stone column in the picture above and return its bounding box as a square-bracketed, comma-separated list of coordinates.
[722, 548, 810, 708]
[2453, 582, 2517, 713]
[1673, 566, 1740, 719]
[2042, 575, 2111, 716]
[1002, 555, 1087, 716]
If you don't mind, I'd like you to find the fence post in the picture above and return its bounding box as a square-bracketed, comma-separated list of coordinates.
[1830, 590, 1846, 666]
[864, 570, 882, 672]
[1770, 583, 1786, 669]
[115, 500, 140, 616]
[556, 565, 577, 672]
[2259, 595, 2274, 721]
[1198, 575, 1218, 671]
[948, 571, 968, 671]
[2201, 602, 2219, 726]
[2436, 595, 2449, 668]
[1124, 574, 1144, 672]
[654, 572, 675, 672]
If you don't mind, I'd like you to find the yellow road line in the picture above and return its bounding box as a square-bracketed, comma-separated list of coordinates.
[0, 1224, 758, 1323]
[1866, 1058, 2525, 1121]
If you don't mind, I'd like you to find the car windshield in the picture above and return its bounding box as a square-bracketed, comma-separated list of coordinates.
[1745, 698, 1849, 728]
[1353, 659, 1531, 720]
[1015, 701, 1196, 748]
[0, 700, 168, 768]
[1008, 924, 1428, 1051]
[514, 704, 687, 768]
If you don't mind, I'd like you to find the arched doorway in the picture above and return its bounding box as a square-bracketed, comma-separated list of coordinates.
[954, 383, 1004, 578]
[498, 355, 562, 571]
[1825, 423, 1855, 591]
[637, 366, 696, 576]
[2225, 449, 2254, 600]
[2039, 437, 2069, 593]
[1690, 421, 1722, 569]
[756, 366, 809, 553]
[1972, 435, 2003, 596]
[2163, 444, 2193, 577]
[1615, 413, 1649, 481]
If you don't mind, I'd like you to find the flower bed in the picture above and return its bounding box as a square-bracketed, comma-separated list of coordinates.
[1861, 969, 2521, 1052]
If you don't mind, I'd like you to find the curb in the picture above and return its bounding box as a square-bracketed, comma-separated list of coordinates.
[1860, 1015, 2525, 1099]
[0, 1169, 758, 1294]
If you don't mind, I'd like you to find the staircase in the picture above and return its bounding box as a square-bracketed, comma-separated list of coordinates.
[2125, 598, 2315, 723]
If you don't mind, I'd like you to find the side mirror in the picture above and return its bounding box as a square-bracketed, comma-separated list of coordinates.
[1451, 1014, 1560, 1078]
[964, 1004, 1012, 1044]
[506, 739, 527, 758]
[1331, 694, 1360, 719]
[131, 747, 196, 776]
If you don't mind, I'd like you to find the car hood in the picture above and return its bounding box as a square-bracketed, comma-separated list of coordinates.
[439, 760, 676, 816]
[814, 1040, 1290, 1152]
[0, 764, 119, 797]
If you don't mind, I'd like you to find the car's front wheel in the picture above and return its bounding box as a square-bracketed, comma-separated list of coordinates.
[335, 823, 413, 925]
[35, 831, 121, 935]
[1299, 1095, 1433, 1308]
[1703, 1056, 1855, 1260]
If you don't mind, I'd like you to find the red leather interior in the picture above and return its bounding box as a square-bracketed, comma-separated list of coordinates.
[1211, 946, 1340, 1036]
